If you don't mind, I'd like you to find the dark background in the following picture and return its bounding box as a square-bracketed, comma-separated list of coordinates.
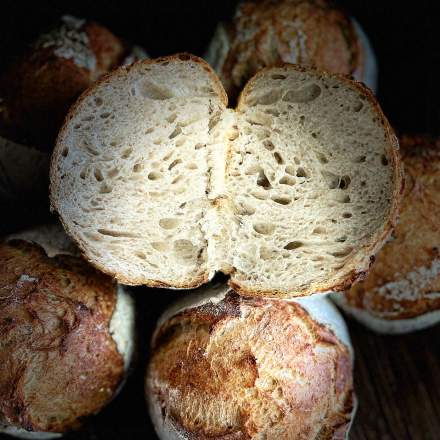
[1, 1, 440, 439]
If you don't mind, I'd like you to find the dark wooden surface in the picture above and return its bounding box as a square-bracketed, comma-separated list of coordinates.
[1, 0, 440, 439]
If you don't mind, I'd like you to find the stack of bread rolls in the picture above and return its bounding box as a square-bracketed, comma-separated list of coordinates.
[1, 1, 436, 439]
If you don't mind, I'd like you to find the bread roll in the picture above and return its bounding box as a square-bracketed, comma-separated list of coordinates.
[146, 283, 355, 439]
[0, 15, 148, 201]
[332, 135, 440, 334]
[50, 54, 401, 299]
[205, 0, 378, 100]
[0, 224, 135, 438]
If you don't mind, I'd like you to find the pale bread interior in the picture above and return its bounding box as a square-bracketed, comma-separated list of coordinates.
[51, 55, 398, 297]
[228, 68, 394, 295]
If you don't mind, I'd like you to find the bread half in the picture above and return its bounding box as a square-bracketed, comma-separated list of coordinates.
[146, 283, 355, 439]
[0, 225, 135, 436]
[332, 135, 440, 334]
[50, 54, 402, 298]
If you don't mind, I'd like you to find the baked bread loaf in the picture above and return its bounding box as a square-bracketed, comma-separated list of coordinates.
[0, 224, 135, 438]
[205, 0, 378, 100]
[0, 15, 148, 201]
[146, 283, 355, 439]
[332, 135, 440, 334]
[50, 54, 402, 299]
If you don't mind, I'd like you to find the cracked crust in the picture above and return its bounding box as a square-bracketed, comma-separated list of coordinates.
[205, 0, 365, 100]
[334, 135, 440, 332]
[0, 239, 125, 433]
[146, 290, 354, 439]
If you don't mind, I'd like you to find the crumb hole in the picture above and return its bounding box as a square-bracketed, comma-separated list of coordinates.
[273, 152, 284, 164]
[263, 140, 275, 151]
[159, 218, 180, 229]
[279, 175, 296, 185]
[169, 127, 182, 139]
[253, 223, 275, 235]
[284, 241, 303, 250]
[148, 171, 162, 180]
[257, 170, 271, 189]
[168, 159, 182, 170]
[94, 168, 104, 182]
[296, 167, 308, 178]
[271, 196, 291, 205]
[271, 74, 286, 80]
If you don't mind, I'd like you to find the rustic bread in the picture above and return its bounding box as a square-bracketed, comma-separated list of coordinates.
[146, 283, 355, 439]
[332, 135, 440, 334]
[0, 15, 148, 201]
[50, 54, 402, 299]
[0, 225, 135, 437]
[205, 0, 378, 100]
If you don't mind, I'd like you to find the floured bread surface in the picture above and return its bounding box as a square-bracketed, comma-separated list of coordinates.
[227, 66, 400, 296]
[147, 288, 354, 439]
[204, 0, 369, 99]
[51, 54, 227, 287]
[333, 135, 440, 333]
[51, 55, 401, 297]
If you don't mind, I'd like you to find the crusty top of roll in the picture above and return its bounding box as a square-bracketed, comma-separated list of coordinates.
[0, 238, 124, 433]
[147, 288, 354, 439]
[344, 135, 440, 320]
[208, 0, 362, 99]
[0, 15, 128, 151]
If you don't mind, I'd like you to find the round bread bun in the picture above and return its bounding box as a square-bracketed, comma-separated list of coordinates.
[146, 283, 355, 439]
[0, 15, 148, 202]
[0, 224, 135, 438]
[332, 135, 440, 334]
[205, 0, 377, 100]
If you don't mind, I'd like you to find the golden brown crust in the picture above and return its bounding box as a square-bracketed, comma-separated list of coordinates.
[0, 239, 124, 433]
[0, 16, 128, 152]
[214, 0, 362, 100]
[230, 63, 403, 299]
[343, 135, 440, 320]
[147, 292, 354, 439]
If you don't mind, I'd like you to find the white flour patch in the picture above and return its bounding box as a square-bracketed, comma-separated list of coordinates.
[376, 259, 440, 301]
[18, 274, 38, 283]
[36, 15, 96, 71]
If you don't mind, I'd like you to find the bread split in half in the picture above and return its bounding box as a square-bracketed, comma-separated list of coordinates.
[0, 224, 135, 437]
[146, 283, 355, 439]
[333, 135, 440, 334]
[50, 54, 402, 298]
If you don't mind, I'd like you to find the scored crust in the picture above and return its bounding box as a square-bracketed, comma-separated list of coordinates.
[333, 135, 440, 332]
[146, 289, 354, 439]
[0, 239, 125, 433]
[205, 0, 366, 100]
[50, 54, 402, 298]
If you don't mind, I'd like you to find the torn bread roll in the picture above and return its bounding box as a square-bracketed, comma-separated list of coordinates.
[0, 15, 148, 201]
[146, 283, 355, 439]
[50, 54, 402, 299]
[332, 135, 440, 334]
[205, 0, 378, 100]
[0, 224, 135, 438]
